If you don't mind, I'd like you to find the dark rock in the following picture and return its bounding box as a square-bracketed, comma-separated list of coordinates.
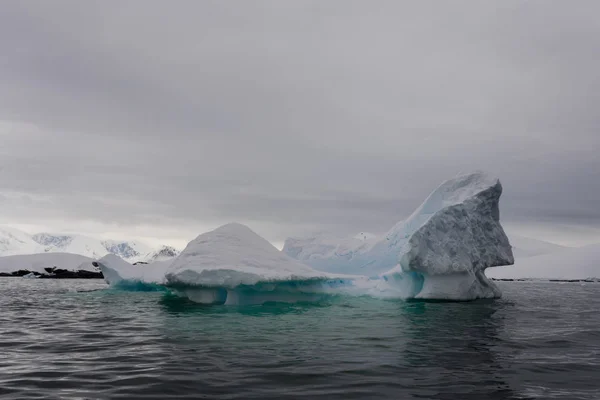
[12, 269, 35, 277]
[40, 269, 103, 279]
[0, 269, 103, 279]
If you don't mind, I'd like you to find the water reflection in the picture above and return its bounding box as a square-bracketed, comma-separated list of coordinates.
[400, 299, 518, 399]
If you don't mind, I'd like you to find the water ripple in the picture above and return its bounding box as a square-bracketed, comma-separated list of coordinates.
[0, 279, 599, 399]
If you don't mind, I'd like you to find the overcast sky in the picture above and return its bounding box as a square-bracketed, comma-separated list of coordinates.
[1, 1, 599, 248]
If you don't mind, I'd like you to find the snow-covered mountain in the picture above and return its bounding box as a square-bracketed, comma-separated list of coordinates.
[0, 226, 179, 263]
[507, 234, 567, 259]
[143, 245, 181, 263]
[32, 233, 112, 260]
[0, 227, 43, 256]
[101, 240, 155, 262]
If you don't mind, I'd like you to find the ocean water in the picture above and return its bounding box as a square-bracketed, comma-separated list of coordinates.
[0, 279, 599, 399]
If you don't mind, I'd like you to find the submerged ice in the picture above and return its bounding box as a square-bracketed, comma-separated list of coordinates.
[97, 172, 514, 303]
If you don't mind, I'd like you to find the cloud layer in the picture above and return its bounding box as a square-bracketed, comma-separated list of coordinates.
[1, 1, 599, 245]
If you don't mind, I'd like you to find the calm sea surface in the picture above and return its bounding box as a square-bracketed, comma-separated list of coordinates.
[0, 279, 599, 399]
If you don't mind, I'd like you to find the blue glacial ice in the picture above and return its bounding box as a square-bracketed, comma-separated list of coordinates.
[97, 171, 514, 303]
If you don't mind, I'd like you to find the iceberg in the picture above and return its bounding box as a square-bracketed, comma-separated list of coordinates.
[98, 172, 514, 303]
[95, 254, 171, 290]
[97, 224, 361, 304]
[284, 172, 514, 300]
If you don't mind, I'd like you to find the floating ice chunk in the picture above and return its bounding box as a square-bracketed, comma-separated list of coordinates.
[96, 253, 170, 286]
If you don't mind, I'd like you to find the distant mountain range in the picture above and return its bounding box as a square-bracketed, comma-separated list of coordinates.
[0, 226, 180, 263]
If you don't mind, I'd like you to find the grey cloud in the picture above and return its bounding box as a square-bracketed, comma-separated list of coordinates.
[1, 1, 599, 245]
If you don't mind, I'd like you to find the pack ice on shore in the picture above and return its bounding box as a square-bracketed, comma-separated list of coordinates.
[284, 172, 515, 300]
[98, 172, 514, 303]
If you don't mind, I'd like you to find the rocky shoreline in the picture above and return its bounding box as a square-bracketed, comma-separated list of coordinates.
[0, 267, 103, 279]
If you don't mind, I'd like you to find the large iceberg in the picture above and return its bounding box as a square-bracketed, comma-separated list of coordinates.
[98, 172, 514, 303]
[284, 172, 514, 300]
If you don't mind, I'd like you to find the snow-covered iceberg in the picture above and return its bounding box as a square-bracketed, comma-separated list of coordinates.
[98, 172, 514, 303]
[97, 224, 361, 304]
[284, 172, 514, 300]
[95, 253, 171, 290]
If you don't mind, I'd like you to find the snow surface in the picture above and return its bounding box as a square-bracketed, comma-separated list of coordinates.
[143, 246, 181, 263]
[97, 254, 170, 285]
[0, 227, 42, 256]
[33, 233, 113, 260]
[486, 243, 600, 280]
[165, 223, 335, 288]
[0, 253, 96, 273]
[101, 240, 155, 263]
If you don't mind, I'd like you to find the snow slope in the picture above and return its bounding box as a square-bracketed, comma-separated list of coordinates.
[165, 223, 334, 288]
[102, 240, 156, 263]
[487, 244, 600, 280]
[143, 246, 180, 263]
[0, 227, 42, 256]
[33, 233, 112, 260]
[0, 253, 96, 273]
[97, 254, 170, 285]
